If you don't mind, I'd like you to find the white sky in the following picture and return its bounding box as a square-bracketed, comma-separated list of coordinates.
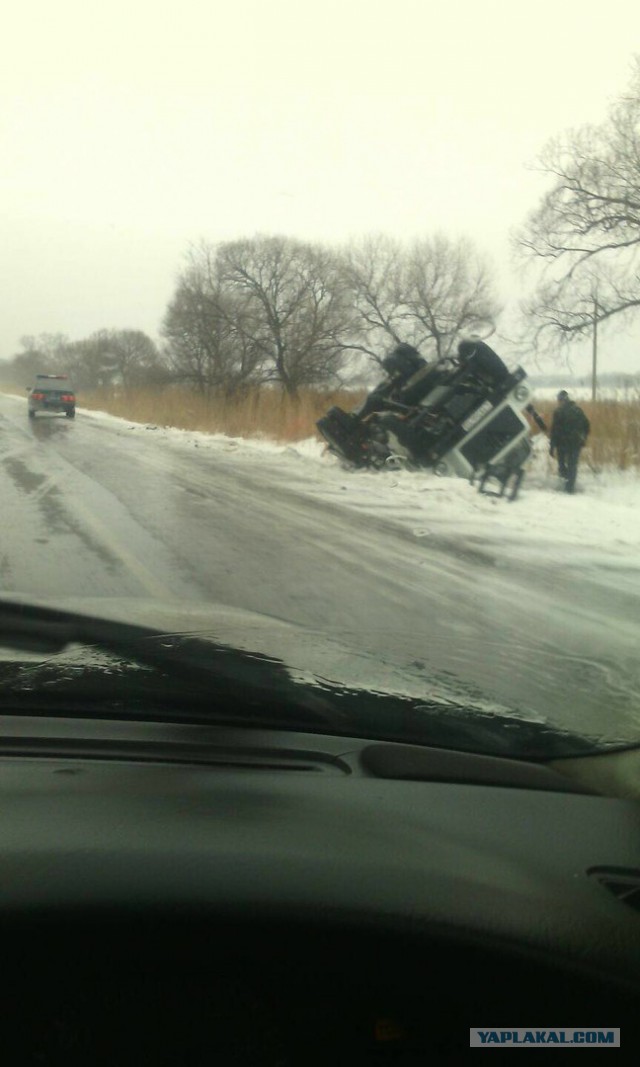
[2, 0, 640, 373]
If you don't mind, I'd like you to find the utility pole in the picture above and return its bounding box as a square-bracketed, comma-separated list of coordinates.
[591, 294, 598, 402]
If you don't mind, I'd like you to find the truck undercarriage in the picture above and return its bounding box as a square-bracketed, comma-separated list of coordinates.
[317, 341, 544, 500]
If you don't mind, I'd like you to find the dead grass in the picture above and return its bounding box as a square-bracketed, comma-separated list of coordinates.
[78, 385, 367, 444]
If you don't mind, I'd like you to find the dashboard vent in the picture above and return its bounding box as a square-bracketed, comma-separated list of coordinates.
[588, 868, 640, 913]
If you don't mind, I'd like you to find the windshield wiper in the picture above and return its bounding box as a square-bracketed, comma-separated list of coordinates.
[0, 598, 352, 729]
[0, 597, 607, 758]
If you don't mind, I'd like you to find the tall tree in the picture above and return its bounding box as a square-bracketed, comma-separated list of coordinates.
[341, 233, 500, 363]
[163, 248, 265, 396]
[215, 235, 355, 396]
[403, 235, 500, 359]
[55, 331, 162, 389]
[339, 234, 408, 362]
[518, 57, 640, 347]
[90, 330, 164, 388]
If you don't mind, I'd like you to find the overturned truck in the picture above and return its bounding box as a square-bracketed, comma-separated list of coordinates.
[317, 340, 544, 500]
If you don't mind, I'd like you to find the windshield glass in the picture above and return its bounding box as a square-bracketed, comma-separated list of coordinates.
[1, 1, 639, 759]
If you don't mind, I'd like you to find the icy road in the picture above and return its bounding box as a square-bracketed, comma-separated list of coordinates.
[1, 392, 639, 739]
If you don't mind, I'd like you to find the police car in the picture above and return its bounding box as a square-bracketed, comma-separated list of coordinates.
[27, 375, 76, 419]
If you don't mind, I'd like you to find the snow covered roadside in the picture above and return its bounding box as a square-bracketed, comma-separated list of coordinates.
[80, 405, 640, 577]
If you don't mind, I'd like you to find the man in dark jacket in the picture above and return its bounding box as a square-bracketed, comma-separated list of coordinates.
[549, 390, 590, 493]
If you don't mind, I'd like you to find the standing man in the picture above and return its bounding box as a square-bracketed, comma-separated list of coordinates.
[549, 390, 591, 494]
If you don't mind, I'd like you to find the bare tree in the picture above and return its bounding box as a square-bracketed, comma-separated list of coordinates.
[163, 248, 265, 396]
[402, 236, 500, 359]
[518, 57, 640, 346]
[339, 235, 408, 361]
[94, 330, 164, 388]
[215, 235, 355, 396]
[7, 334, 69, 385]
[50, 331, 162, 390]
[341, 233, 500, 363]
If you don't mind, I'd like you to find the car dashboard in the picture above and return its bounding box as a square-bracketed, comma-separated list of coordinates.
[2, 714, 640, 1063]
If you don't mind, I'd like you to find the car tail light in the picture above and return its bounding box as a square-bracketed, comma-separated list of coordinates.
[32, 392, 45, 400]
[61, 394, 75, 402]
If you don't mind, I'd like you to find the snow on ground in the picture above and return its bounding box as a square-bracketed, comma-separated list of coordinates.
[82, 405, 640, 575]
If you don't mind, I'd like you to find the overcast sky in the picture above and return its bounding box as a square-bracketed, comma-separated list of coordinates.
[3, 0, 640, 373]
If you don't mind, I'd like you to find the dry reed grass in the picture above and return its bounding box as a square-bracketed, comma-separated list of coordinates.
[78, 385, 366, 444]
